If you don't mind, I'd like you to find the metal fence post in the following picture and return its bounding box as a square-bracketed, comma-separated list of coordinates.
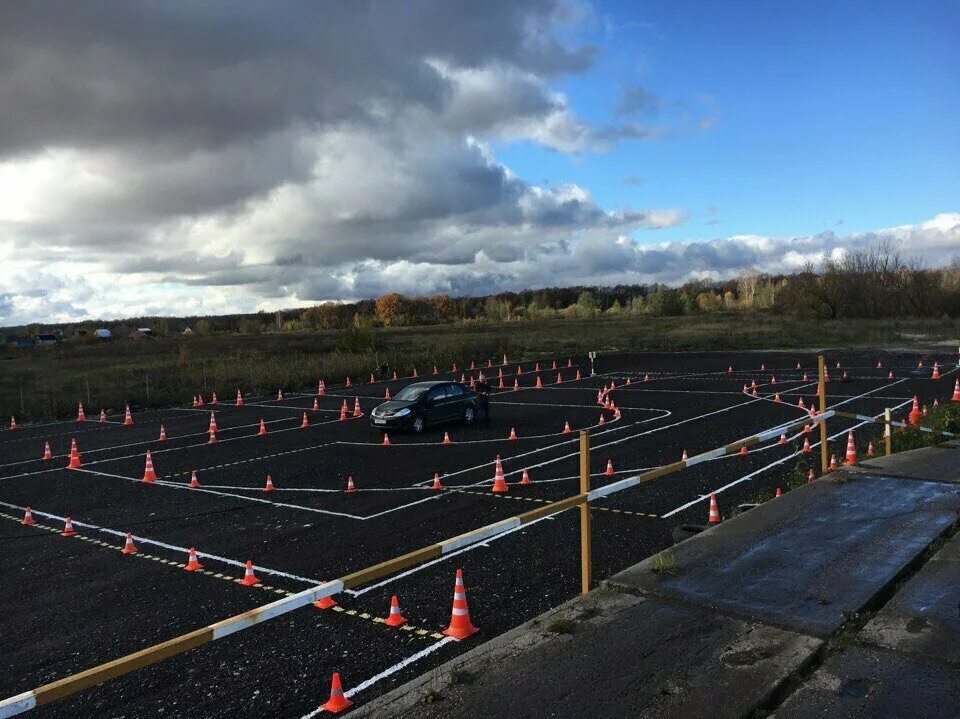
[884, 408, 892, 455]
[579, 430, 592, 594]
[818, 355, 829, 472]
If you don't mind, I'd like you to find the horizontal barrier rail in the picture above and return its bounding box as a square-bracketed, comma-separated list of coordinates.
[0, 409, 835, 717]
[832, 409, 958, 438]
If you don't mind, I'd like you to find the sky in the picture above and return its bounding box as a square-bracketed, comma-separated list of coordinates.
[0, 0, 957, 326]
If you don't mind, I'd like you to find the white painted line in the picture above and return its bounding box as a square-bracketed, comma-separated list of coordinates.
[300, 637, 456, 718]
[0, 499, 325, 585]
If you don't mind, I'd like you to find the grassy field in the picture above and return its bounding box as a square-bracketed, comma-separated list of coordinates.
[2, 314, 956, 421]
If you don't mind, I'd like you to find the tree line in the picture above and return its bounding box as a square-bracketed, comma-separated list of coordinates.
[7, 241, 960, 339]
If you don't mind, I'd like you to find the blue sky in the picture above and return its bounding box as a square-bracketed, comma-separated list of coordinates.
[496, 0, 959, 243]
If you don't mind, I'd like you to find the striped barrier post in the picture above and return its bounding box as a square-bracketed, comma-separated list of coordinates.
[0, 409, 835, 718]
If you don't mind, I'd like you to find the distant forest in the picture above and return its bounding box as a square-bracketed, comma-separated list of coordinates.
[6, 240, 960, 339]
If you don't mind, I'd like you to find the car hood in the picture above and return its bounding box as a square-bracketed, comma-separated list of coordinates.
[374, 400, 416, 416]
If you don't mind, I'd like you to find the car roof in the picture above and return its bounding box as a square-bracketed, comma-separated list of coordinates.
[404, 380, 453, 388]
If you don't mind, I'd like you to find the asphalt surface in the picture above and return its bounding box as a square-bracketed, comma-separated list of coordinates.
[0, 349, 954, 717]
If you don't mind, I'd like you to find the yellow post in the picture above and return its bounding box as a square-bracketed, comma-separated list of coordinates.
[579, 430, 592, 594]
[818, 355, 829, 473]
[884, 408, 892, 455]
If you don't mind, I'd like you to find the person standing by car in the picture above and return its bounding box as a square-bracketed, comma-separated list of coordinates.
[474, 379, 491, 428]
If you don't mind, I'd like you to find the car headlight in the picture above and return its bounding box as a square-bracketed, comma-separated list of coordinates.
[393, 408, 411, 417]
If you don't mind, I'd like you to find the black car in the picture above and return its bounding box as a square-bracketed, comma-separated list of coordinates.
[370, 381, 477, 433]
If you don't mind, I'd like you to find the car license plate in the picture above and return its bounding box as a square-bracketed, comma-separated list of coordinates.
[374, 418, 386, 425]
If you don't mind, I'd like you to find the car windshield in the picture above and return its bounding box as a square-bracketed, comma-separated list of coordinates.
[393, 385, 433, 401]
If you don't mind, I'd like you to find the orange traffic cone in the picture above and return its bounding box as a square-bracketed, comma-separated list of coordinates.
[142, 451, 157, 482]
[829, 454, 838, 470]
[556, 373, 563, 384]
[208, 412, 218, 434]
[312, 398, 319, 412]
[708, 494, 720, 524]
[345, 476, 356, 493]
[189, 470, 200, 488]
[562, 421, 572, 435]
[513, 379, 520, 392]
[197, 394, 204, 407]
[908, 396, 922, 425]
[535, 376, 543, 389]
[236, 389, 244, 406]
[739, 445, 748, 455]
[598, 414, 606, 426]
[77, 403, 86, 422]
[508, 427, 517, 440]
[208, 428, 217, 444]
[353, 397, 362, 418]
[844, 431, 858, 465]
[22, 507, 36, 526]
[99, 409, 107, 423]
[952, 379, 960, 402]
[61, 517, 76, 537]
[442, 432, 452, 445]
[264, 475, 275, 492]
[888, 371, 894, 380]
[185, 548, 203, 571]
[520, 468, 531, 485]
[728, 365, 733, 374]
[798, 398, 806, 409]
[867, 441, 875, 457]
[158, 425, 167, 441]
[778, 433, 787, 445]
[382, 433, 391, 447]
[575, 370, 582, 380]
[339, 404, 348, 421]
[211, 392, 218, 405]
[808, 469, 816, 482]
[314, 585, 338, 610]
[432, 473, 445, 490]
[301, 412, 310, 429]
[9, 416, 17, 430]
[66, 438, 82, 469]
[254, 418, 266, 436]
[277, 389, 284, 402]
[318, 380, 326, 395]
[123, 405, 133, 425]
[383, 595, 407, 627]
[321, 673, 353, 714]
[42, 441, 52, 460]
[775, 487, 783, 497]
[239, 560, 260, 586]
[773, 393, 781, 403]
[121, 532, 138, 554]
[346, 376, 352, 386]
[384, 388, 391, 400]
[443, 569, 479, 639]
[802, 436, 812, 453]
[605, 459, 614, 476]
[932, 363, 941, 380]
[370, 373, 375, 384]
[681, 449, 688, 461]
[492, 457, 508, 493]
[644, 373, 650, 383]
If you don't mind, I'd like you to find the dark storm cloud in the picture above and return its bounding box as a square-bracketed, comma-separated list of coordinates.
[0, 1, 592, 158]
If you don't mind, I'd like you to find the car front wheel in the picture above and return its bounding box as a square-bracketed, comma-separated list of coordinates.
[411, 414, 425, 433]
[463, 405, 475, 424]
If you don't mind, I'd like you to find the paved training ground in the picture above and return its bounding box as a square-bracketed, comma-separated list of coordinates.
[0, 350, 954, 717]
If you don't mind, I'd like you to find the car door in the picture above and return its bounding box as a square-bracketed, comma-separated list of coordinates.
[443, 384, 466, 421]
[425, 386, 450, 424]
[435, 384, 462, 422]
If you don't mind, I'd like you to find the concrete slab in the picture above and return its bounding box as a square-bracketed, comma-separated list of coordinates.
[608, 474, 960, 636]
[774, 646, 960, 719]
[350, 589, 823, 719]
[940, 439, 960, 450]
[848, 445, 960, 483]
[859, 531, 960, 663]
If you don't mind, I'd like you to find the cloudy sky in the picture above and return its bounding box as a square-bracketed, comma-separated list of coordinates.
[0, 1, 957, 325]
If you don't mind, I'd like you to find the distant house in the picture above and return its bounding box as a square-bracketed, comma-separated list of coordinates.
[35, 334, 60, 346]
[11, 336, 35, 349]
[137, 327, 153, 336]
[94, 329, 112, 340]
[182, 327, 194, 336]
